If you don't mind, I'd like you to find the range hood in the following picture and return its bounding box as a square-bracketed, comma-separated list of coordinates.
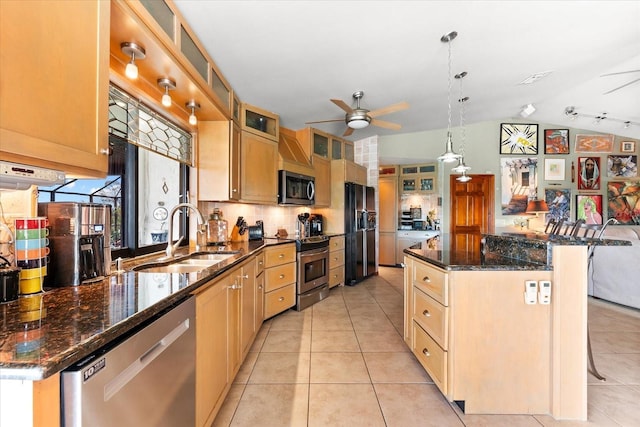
[278, 127, 315, 177]
[0, 161, 66, 190]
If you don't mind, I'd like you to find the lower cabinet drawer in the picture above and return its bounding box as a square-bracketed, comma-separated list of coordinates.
[329, 265, 344, 288]
[413, 321, 447, 395]
[330, 249, 345, 268]
[264, 262, 295, 292]
[264, 283, 295, 319]
[413, 287, 448, 349]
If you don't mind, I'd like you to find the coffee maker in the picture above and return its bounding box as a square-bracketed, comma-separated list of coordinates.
[308, 214, 323, 236]
[38, 202, 111, 286]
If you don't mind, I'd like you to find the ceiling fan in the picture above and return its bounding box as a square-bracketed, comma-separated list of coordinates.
[306, 91, 409, 137]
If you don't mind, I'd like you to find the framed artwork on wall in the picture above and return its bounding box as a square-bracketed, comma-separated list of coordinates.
[574, 134, 615, 153]
[577, 156, 601, 190]
[576, 194, 603, 225]
[500, 157, 538, 215]
[607, 155, 637, 178]
[500, 123, 538, 155]
[607, 181, 640, 224]
[621, 140, 636, 153]
[544, 129, 569, 154]
[544, 158, 565, 181]
[545, 188, 571, 223]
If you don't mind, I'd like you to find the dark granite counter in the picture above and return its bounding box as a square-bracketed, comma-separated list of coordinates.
[0, 239, 292, 381]
[404, 232, 631, 271]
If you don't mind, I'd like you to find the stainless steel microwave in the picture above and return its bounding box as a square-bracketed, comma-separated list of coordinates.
[278, 170, 315, 205]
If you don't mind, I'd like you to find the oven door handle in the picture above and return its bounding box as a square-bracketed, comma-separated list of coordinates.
[298, 246, 329, 257]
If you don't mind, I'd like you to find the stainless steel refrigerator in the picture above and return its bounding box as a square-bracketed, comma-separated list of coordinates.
[345, 183, 377, 285]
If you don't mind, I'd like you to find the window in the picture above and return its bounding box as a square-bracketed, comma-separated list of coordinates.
[38, 85, 193, 259]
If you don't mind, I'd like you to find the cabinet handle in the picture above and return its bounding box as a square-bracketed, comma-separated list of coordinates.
[422, 348, 430, 357]
[278, 254, 284, 258]
[279, 274, 285, 279]
[238, 274, 249, 279]
[258, 285, 263, 290]
[99, 148, 110, 155]
[232, 188, 238, 193]
[422, 309, 431, 317]
[259, 261, 264, 266]
[278, 296, 285, 302]
[422, 276, 431, 283]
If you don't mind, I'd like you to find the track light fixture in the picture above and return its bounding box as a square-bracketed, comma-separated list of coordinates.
[564, 106, 639, 129]
[120, 42, 146, 80]
[186, 100, 200, 126]
[157, 78, 176, 107]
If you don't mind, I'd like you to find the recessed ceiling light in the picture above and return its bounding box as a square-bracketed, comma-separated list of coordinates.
[518, 71, 553, 85]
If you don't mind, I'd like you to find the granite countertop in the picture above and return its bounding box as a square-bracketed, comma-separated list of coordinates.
[404, 232, 632, 271]
[0, 239, 293, 381]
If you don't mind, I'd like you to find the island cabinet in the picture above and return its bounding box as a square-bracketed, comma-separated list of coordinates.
[328, 236, 345, 288]
[198, 120, 277, 204]
[0, 0, 110, 178]
[194, 256, 257, 427]
[404, 255, 555, 415]
[263, 243, 297, 318]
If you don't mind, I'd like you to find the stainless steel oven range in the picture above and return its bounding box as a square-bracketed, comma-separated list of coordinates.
[295, 235, 330, 311]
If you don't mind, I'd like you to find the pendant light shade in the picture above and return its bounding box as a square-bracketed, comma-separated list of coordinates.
[438, 132, 461, 163]
[437, 31, 462, 163]
[451, 156, 471, 173]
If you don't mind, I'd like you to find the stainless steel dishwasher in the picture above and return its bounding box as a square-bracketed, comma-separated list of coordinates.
[61, 297, 195, 427]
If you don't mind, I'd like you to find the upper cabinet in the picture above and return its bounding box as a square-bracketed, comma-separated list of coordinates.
[0, 0, 110, 178]
[400, 163, 438, 194]
[241, 104, 279, 142]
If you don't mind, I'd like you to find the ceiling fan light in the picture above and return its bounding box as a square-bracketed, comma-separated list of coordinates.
[348, 118, 370, 129]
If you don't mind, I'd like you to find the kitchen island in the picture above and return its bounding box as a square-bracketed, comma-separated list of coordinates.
[0, 238, 292, 427]
[403, 233, 630, 421]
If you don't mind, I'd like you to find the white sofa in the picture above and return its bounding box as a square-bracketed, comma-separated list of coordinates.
[588, 225, 640, 310]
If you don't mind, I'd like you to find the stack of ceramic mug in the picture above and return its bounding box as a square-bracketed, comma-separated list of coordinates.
[15, 217, 49, 295]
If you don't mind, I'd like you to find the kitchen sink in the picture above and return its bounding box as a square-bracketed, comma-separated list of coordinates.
[132, 252, 239, 274]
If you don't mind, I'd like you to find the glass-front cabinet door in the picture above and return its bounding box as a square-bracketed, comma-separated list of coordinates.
[344, 141, 354, 162]
[419, 175, 436, 193]
[331, 138, 342, 159]
[313, 132, 329, 157]
[402, 178, 417, 192]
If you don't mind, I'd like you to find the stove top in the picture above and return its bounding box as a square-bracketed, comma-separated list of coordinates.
[296, 235, 329, 251]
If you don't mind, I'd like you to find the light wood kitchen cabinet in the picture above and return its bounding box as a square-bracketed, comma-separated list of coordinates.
[194, 267, 239, 427]
[241, 103, 279, 142]
[263, 243, 296, 318]
[255, 252, 265, 325]
[312, 155, 331, 207]
[239, 257, 258, 358]
[378, 175, 398, 265]
[405, 254, 555, 415]
[198, 122, 277, 204]
[240, 130, 278, 204]
[198, 121, 240, 201]
[328, 235, 345, 288]
[0, 0, 110, 178]
[400, 163, 438, 194]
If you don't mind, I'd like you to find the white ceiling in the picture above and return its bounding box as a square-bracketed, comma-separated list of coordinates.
[173, 0, 640, 144]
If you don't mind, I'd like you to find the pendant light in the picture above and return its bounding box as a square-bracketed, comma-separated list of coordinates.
[437, 31, 462, 163]
[452, 71, 472, 182]
[120, 42, 145, 80]
[157, 78, 176, 108]
[186, 100, 200, 125]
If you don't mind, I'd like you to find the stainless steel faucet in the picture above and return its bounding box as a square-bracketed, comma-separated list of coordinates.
[166, 202, 206, 258]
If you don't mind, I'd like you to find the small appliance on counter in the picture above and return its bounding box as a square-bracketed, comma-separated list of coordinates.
[0, 254, 19, 303]
[248, 220, 264, 241]
[308, 214, 323, 236]
[38, 202, 111, 287]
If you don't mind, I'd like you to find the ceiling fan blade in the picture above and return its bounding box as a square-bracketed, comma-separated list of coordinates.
[603, 77, 640, 95]
[331, 99, 353, 113]
[305, 118, 344, 124]
[368, 101, 409, 118]
[370, 118, 402, 130]
[600, 69, 640, 77]
[343, 127, 354, 137]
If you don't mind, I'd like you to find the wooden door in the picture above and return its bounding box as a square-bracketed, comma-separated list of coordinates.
[449, 175, 495, 257]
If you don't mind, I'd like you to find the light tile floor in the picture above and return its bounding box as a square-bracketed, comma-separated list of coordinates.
[213, 267, 640, 427]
